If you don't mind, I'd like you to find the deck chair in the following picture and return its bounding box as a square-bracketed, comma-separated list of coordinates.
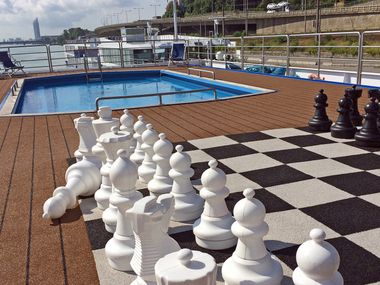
[0, 51, 25, 77]
[168, 43, 188, 66]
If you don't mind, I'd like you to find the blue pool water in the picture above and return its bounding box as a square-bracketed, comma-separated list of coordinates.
[13, 70, 269, 114]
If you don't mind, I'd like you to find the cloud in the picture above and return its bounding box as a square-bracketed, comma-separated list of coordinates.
[0, 0, 167, 40]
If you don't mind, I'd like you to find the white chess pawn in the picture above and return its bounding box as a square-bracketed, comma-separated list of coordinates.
[193, 160, 236, 250]
[42, 158, 101, 219]
[105, 149, 143, 271]
[168, 145, 204, 222]
[127, 194, 180, 285]
[95, 127, 130, 232]
[92, 106, 119, 164]
[148, 133, 173, 197]
[138, 124, 159, 183]
[293, 228, 343, 285]
[120, 109, 136, 149]
[155, 248, 217, 285]
[73, 113, 101, 168]
[130, 115, 147, 166]
[222, 188, 283, 285]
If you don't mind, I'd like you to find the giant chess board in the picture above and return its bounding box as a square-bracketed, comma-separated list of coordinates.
[78, 127, 380, 285]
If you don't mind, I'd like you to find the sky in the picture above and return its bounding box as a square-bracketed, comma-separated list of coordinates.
[0, 0, 168, 40]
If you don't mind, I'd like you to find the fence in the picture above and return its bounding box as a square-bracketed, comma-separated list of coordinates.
[1, 31, 380, 85]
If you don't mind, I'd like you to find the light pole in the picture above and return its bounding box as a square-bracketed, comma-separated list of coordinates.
[124, 9, 132, 23]
[150, 3, 161, 18]
[134, 7, 144, 21]
[172, 0, 178, 40]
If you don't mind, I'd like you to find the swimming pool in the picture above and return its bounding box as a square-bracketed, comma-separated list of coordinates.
[11, 70, 274, 114]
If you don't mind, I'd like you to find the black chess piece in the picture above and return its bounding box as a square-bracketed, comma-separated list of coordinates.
[331, 92, 357, 139]
[345, 85, 363, 126]
[355, 96, 380, 147]
[368, 89, 380, 130]
[308, 89, 332, 131]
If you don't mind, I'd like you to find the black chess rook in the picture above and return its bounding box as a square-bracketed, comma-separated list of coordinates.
[308, 89, 332, 131]
[331, 92, 357, 139]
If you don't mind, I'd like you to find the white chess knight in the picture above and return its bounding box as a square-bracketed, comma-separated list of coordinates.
[222, 188, 283, 285]
[168, 145, 204, 222]
[130, 115, 147, 166]
[105, 149, 143, 271]
[193, 160, 236, 250]
[148, 133, 173, 197]
[92, 106, 119, 164]
[128, 194, 180, 285]
[73, 113, 99, 164]
[138, 124, 159, 183]
[293, 228, 343, 285]
[42, 115, 102, 220]
[120, 109, 136, 149]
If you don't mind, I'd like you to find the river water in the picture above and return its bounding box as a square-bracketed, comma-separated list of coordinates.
[0, 44, 71, 72]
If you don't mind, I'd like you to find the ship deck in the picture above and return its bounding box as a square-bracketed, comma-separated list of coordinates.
[0, 67, 376, 284]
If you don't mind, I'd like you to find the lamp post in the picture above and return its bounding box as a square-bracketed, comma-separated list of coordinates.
[124, 9, 132, 23]
[134, 7, 144, 21]
[150, 3, 161, 18]
[172, 0, 178, 41]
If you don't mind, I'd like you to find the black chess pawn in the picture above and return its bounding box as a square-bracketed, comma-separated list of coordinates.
[355, 96, 380, 147]
[367, 89, 380, 130]
[308, 89, 332, 131]
[345, 85, 363, 126]
[331, 92, 357, 139]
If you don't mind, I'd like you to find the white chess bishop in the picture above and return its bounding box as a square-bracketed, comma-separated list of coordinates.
[96, 127, 131, 232]
[222, 188, 283, 285]
[128, 194, 180, 285]
[130, 115, 147, 166]
[138, 124, 159, 183]
[155, 248, 217, 285]
[148, 133, 173, 197]
[193, 160, 236, 250]
[293, 228, 343, 285]
[168, 145, 204, 222]
[105, 149, 143, 271]
[120, 109, 136, 149]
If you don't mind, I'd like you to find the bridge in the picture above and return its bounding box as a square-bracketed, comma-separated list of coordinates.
[95, 5, 380, 37]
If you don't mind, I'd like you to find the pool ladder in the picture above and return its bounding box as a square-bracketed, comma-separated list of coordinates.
[84, 55, 103, 83]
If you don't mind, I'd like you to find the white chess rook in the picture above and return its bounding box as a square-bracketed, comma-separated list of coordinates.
[92, 106, 119, 164]
[95, 127, 131, 233]
[293, 228, 343, 285]
[148, 133, 173, 197]
[73, 113, 101, 168]
[169, 145, 204, 222]
[105, 149, 143, 271]
[128, 194, 180, 285]
[193, 160, 236, 250]
[222, 188, 283, 285]
[130, 115, 147, 166]
[120, 109, 136, 148]
[138, 124, 159, 183]
[155, 248, 217, 285]
[42, 158, 101, 219]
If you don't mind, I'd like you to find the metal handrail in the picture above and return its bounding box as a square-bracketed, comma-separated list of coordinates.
[187, 68, 215, 80]
[95, 88, 217, 110]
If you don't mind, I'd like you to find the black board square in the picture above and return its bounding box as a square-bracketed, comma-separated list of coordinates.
[242, 165, 313, 188]
[301, 198, 380, 235]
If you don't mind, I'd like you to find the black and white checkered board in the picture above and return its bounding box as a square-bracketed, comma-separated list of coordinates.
[79, 127, 380, 285]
